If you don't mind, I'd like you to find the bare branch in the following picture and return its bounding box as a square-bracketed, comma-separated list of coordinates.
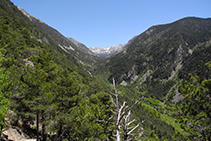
[111, 109, 117, 115]
[124, 110, 131, 121]
[123, 105, 129, 115]
[108, 115, 113, 120]
[110, 95, 117, 107]
[110, 92, 117, 96]
[128, 123, 140, 135]
[119, 101, 126, 114]
[141, 120, 145, 124]
[119, 96, 144, 124]
[112, 78, 118, 95]
[127, 119, 136, 126]
[127, 126, 134, 130]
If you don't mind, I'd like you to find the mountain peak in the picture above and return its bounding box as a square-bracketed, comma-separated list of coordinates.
[89, 44, 124, 58]
[89, 36, 138, 57]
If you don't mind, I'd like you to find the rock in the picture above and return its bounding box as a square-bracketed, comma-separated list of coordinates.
[120, 81, 127, 86]
[2, 127, 35, 141]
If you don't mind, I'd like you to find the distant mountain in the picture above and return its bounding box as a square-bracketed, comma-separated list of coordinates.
[90, 44, 124, 57]
[90, 36, 137, 57]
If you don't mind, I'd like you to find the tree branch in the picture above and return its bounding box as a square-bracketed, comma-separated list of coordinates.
[127, 119, 136, 126]
[119, 97, 144, 124]
[110, 95, 117, 107]
[128, 123, 140, 135]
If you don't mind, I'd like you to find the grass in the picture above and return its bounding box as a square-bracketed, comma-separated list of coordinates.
[160, 113, 185, 135]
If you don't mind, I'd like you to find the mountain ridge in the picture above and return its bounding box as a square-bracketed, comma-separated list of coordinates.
[89, 35, 138, 57]
[66, 37, 94, 55]
[17, 6, 102, 70]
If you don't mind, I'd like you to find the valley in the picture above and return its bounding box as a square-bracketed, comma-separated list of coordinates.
[0, 0, 211, 140]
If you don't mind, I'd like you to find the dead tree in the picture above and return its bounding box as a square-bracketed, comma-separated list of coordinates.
[110, 78, 144, 141]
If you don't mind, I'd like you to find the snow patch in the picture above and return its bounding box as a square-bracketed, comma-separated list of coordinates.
[90, 44, 124, 56]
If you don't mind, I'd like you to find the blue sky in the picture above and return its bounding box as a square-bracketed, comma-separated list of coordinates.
[11, 0, 211, 48]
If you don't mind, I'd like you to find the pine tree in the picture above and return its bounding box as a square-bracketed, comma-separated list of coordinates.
[177, 62, 211, 140]
[0, 48, 9, 133]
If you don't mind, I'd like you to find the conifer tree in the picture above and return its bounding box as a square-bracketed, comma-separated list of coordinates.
[0, 48, 9, 133]
[177, 62, 211, 140]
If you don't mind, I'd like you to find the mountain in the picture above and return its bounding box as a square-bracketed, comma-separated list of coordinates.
[92, 17, 211, 139]
[97, 17, 211, 100]
[17, 7, 101, 70]
[90, 35, 138, 57]
[90, 44, 124, 57]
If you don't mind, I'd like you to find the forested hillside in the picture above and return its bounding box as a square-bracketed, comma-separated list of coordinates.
[17, 7, 101, 72]
[96, 17, 211, 102]
[0, 0, 113, 140]
[1, 0, 211, 140]
[93, 17, 211, 140]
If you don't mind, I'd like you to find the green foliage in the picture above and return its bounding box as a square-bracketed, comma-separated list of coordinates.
[176, 64, 211, 140]
[0, 48, 9, 133]
[0, 1, 112, 140]
[1, 0, 211, 140]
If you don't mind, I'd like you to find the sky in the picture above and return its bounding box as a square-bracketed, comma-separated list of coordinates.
[11, 0, 211, 48]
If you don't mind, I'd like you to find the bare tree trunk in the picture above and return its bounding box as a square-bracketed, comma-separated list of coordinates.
[116, 124, 121, 141]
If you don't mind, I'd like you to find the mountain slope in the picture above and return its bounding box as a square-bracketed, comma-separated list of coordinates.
[0, 1, 115, 140]
[93, 17, 211, 139]
[17, 7, 101, 70]
[67, 37, 94, 55]
[99, 17, 211, 99]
